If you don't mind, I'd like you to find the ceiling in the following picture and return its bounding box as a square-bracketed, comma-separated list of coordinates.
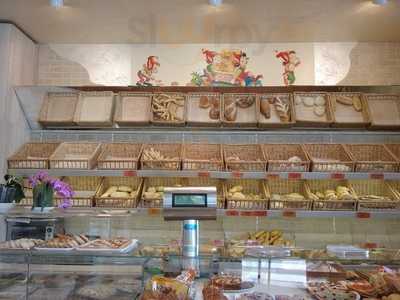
[0, 0, 400, 44]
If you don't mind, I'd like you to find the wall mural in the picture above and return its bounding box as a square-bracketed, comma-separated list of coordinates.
[136, 56, 163, 86]
[190, 49, 263, 87]
[275, 50, 301, 85]
[38, 43, 322, 86]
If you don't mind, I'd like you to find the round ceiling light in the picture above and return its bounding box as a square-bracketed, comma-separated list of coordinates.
[50, 0, 64, 8]
[209, 0, 223, 7]
[372, 0, 388, 5]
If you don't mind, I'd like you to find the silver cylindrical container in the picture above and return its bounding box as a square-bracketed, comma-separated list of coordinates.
[182, 220, 199, 258]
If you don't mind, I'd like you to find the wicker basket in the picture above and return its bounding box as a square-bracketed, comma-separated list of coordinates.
[94, 177, 143, 208]
[57, 177, 102, 207]
[330, 93, 370, 128]
[141, 144, 181, 170]
[364, 94, 400, 130]
[387, 181, 400, 199]
[97, 143, 142, 170]
[8, 142, 60, 169]
[114, 92, 151, 126]
[257, 93, 295, 128]
[344, 144, 398, 173]
[384, 144, 400, 165]
[224, 144, 267, 172]
[293, 92, 333, 127]
[302, 144, 354, 173]
[74, 91, 115, 127]
[225, 179, 268, 210]
[263, 144, 310, 172]
[267, 179, 311, 210]
[49, 142, 102, 169]
[182, 143, 223, 171]
[305, 180, 357, 211]
[39, 92, 79, 127]
[151, 93, 187, 126]
[222, 93, 258, 127]
[140, 177, 185, 208]
[186, 93, 221, 126]
[349, 180, 400, 210]
[185, 178, 225, 209]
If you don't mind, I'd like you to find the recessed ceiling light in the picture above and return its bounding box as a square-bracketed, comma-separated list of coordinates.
[50, 0, 64, 8]
[209, 0, 223, 7]
[372, 0, 387, 5]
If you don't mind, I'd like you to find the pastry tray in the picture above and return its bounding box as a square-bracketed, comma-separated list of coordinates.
[75, 239, 139, 254]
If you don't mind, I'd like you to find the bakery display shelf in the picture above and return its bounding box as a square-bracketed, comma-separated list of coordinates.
[3, 206, 399, 219]
[8, 168, 400, 180]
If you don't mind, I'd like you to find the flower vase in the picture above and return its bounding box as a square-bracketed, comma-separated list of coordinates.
[32, 182, 54, 212]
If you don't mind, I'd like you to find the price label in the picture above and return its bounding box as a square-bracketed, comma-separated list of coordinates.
[356, 212, 371, 219]
[225, 210, 240, 216]
[331, 173, 345, 180]
[266, 173, 280, 180]
[369, 173, 384, 180]
[282, 210, 296, 218]
[198, 171, 210, 178]
[288, 173, 302, 180]
[213, 240, 225, 247]
[123, 170, 137, 177]
[148, 208, 161, 216]
[231, 171, 243, 179]
[240, 210, 267, 217]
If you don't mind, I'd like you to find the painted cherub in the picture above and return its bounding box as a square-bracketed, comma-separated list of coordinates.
[275, 50, 301, 85]
[137, 56, 161, 86]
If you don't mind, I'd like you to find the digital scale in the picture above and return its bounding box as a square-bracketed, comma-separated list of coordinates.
[163, 186, 217, 274]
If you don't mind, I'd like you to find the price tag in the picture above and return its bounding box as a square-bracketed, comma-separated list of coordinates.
[231, 171, 243, 179]
[369, 173, 384, 180]
[198, 171, 210, 178]
[288, 173, 302, 180]
[240, 210, 267, 217]
[282, 210, 296, 218]
[148, 208, 161, 216]
[123, 170, 137, 177]
[266, 173, 280, 180]
[356, 212, 371, 219]
[213, 240, 225, 247]
[331, 173, 345, 180]
[225, 210, 240, 216]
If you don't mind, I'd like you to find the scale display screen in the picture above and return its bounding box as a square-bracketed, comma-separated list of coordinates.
[172, 193, 207, 207]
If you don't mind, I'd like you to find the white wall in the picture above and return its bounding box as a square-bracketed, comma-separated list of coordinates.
[0, 24, 37, 178]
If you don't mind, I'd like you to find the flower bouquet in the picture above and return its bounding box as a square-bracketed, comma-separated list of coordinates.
[29, 171, 74, 211]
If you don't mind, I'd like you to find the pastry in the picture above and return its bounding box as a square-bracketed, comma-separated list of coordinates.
[0, 238, 44, 250]
[203, 283, 228, 300]
[260, 99, 271, 119]
[152, 94, 184, 122]
[302, 97, 314, 107]
[211, 275, 241, 290]
[209, 108, 220, 120]
[199, 95, 210, 108]
[352, 96, 363, 112]
[224, 101, 237, 121]
[314, 106, 326, 117]
[336, 95, 354, 106]
[236, 96, 255, 108]
[314, 96, 326, 106]
[274, 96, 290, 122]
